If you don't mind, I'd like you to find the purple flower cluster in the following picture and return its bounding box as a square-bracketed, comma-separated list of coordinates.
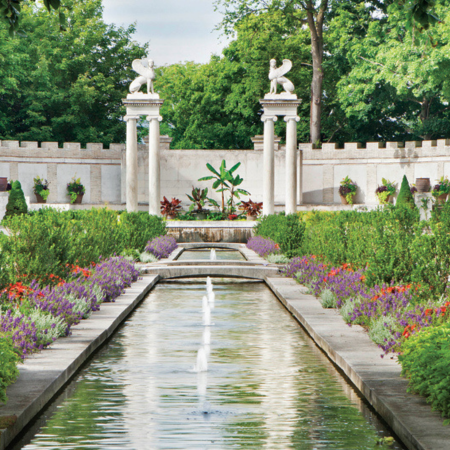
[246, 236, 280, 257]
[0, 310, 39, 358]
[283, 255, 444, 354]
[1, 256, 141, 356]
[145, 235, 178, 259]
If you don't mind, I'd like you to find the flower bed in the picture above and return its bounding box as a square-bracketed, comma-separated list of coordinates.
[246, 236, 279, 257]
[0, 256, 140, 403]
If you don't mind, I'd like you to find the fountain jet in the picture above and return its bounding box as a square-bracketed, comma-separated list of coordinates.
[194, 347, 208, 372]
[210, 249, 216, 261]
[203, 304, 211, 326]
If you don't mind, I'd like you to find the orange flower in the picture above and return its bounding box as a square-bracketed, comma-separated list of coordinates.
[360, 275, 366, 282]
[425, 308, 433, 316]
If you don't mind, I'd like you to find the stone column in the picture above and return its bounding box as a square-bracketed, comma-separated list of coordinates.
[262, 115, 277, 215]
[285, 116, 299, 214]
[125, 115, 139, 212]
[148, 116, 162, 215]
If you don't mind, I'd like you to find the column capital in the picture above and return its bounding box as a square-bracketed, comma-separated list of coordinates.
[261, 114, 278, 123]
[124, 115, 140, 122]
[147, 115, 163, 122]
[284, 115, 300, 123]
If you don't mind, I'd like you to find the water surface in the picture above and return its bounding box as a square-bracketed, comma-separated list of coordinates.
[177, 249, 245, 261]
[15, 282, 404, 450]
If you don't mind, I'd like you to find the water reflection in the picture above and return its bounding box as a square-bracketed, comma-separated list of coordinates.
[15, 282, 404, 450]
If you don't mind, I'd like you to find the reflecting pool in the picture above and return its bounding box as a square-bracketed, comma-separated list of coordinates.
[15, 281, 404, 449]
[177, 249, 245, 261]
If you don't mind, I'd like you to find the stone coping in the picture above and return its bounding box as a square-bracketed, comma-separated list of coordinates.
[0, 275, 160, 450]
[166, 220, 256, 228]
[265, 276, 450, 450]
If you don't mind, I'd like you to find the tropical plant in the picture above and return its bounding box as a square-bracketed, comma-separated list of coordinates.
[241, 199, 263, 217]
[186, 187, 218, 212]
[66, 177, 85, 204]
[33, 176, 50, 201]
[4, 180, 28, 218]
[160, 197, 182, 218]
[199, 160, 249, 213]
[338, 176, 358, 205]
[376, 178, 396, 204]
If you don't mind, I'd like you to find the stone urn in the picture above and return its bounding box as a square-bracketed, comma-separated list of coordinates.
[0, 177, 7, 192]
[416, 178, 431, 193]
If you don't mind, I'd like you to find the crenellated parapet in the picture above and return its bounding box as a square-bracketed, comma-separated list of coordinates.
[299, 140, 450, 160]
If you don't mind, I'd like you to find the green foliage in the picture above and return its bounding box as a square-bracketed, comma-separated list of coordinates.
[320, 289, 337, 309]
[199, 160, 249, 213]
[0, 336, 20, 404]
[66, 177, 85, 203]
[0, 0, 146, 146]
[266, 253, 289, 264]
[396, 175, 416, 208]
[4, 180, 27, 217]
[368, 316, 400, 345]
[255, 213, 305, 258]
[399, 322, 450, 420]
[33, 176, 50, 201]
[0, 208, 165, 287]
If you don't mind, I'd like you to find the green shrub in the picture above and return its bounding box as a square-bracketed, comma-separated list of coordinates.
[399, 323, 450, 420]
[266, 253, 289, 264]
[4, 180, 27, 217]
[396, 175, 415, 208]
[0, 208, 166, 288]
[320, 289, 337, 308]
[255, 213, 305, 257]
[0, 336, 20, 404]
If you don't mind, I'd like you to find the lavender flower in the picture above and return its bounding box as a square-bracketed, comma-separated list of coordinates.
[145, 235, 178, 259]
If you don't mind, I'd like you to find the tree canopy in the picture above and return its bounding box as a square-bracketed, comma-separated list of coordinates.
[0, 0, 147, 146]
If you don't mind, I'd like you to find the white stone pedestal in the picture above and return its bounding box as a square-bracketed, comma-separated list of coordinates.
[414, 192, 433, 221]
[123, 95, 164, 215]
[260, 98, 301, 215]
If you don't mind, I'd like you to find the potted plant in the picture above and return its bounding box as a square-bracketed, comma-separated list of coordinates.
[410, 184, 418, 196]
[241, 199, 263, 220]
[338, 176, 357, 205]
[160, 196, 182, 219]
[431, 176, 450, 204]
[33, 176, 50, 203]
[67, 177, 85, 204]
[186, 187, 218, 220]
[376, 178, 396, 204]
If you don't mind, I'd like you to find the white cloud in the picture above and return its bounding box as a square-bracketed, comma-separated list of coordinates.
[102, 0, 229, 65]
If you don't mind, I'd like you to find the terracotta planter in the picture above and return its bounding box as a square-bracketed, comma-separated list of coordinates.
[247, 214, 258, 221]
[73, 193, 84, 204]
[165, 214, 176, 220]
[35, 193, 47, 204]
[436, 193, 448, 204]
[0, 177, 7, 192]
[340, 194, 349, 205]
[416, 178, 431, 193]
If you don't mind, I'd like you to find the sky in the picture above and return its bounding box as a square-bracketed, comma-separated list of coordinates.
[102, 0, 229, 66]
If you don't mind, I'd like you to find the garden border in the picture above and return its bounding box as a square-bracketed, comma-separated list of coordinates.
[0, 274, 160, 450]
[266, 276, 450, 450]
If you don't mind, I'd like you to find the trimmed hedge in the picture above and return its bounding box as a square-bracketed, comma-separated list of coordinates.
[0, 208, 166, 288]
[255, 204, 450, 298]
[0, 336, 20, 404]
[399, 323, 450, 421]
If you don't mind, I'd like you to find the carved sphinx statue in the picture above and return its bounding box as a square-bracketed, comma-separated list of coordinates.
[129, 57, 156, 95]
[268, 59, 295, 96]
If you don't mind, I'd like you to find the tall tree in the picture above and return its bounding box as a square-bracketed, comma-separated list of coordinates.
[331, 0, 450, 140]
[0, 0, 147, 145]
[215, 0, 329, 144]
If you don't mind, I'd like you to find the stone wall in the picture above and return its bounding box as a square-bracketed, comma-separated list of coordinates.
[299, 140, 450, 204]
[1, 138, 450, 206]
